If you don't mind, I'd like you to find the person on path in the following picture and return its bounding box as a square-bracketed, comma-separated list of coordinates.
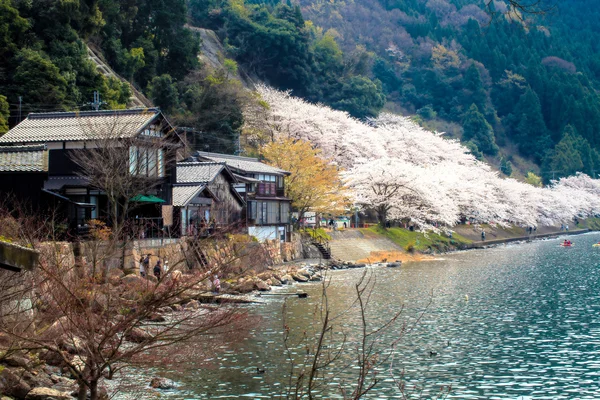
[213, 275, 221, 294]
[142, 254, 150, 277]
[153, 260, 162, 280]
[139, 256, 146, 277]
[481, 230, 486, 241]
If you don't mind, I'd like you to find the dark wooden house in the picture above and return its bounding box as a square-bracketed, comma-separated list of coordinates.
[0, 108, 182, 236]
[194, 152, 292, 242]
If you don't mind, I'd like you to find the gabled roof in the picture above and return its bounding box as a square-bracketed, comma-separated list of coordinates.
[174, 161, 245, 207]
[0, 145, 48, 172]
[0, 108, 163, 144]
[195, 151, 290, 176]
[172, 185, 207, 207]
[176, 161, 229, 184]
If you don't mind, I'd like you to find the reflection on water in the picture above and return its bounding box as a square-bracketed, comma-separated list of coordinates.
[114, 233, 600, 399]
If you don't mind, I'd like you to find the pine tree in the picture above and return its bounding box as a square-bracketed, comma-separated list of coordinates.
[543, 125, 584, 181]
[463, 64, 488, 113]
[463, 104, 499, 155]
[511, 87, 550, 160]
[500, 157, 513, 176]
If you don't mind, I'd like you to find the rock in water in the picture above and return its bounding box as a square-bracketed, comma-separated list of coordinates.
[150, 377, 176, 389]
[292, 274, 309, 283]
[25, 387, 72, 400]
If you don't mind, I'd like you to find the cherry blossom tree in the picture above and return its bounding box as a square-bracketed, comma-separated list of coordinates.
[252, 85, 600, 230]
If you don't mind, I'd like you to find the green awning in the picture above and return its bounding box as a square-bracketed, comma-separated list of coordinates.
[130, 194, 166, 204]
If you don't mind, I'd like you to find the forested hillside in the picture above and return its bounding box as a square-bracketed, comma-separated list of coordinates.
[290, 0, 600, 181]
[0, 0, 247, 153]
[1, 0, 600, 180]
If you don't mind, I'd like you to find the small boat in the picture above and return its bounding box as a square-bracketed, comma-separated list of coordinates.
[387, 261, 402, 268]
[593, 244, 600, 247]
[560, 243, 574, 247]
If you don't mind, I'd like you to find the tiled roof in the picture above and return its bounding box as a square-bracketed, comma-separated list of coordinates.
[44, 176, 89, 190]
[176, 162, 226, 184]
[0, 108, 161, 144]
[195, 151, 290, 175]
[0, 145, 48, 172]
[172, 185, 205, 207]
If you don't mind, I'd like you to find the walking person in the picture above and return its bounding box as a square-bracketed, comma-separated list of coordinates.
[153, 259, 162, 280]
[139, 256, 146, 277]
[142, 254, 150, 277]
[481, 230, 486, 241]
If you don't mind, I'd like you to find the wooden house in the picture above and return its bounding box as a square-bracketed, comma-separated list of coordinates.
[194, 152, 292, 242]
[0, 108, 182, 237]
[173, 161, 245, 236]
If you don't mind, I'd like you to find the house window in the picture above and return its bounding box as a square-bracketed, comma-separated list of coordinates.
[90, 195, 99, 219]
[129, 146, 165, 177]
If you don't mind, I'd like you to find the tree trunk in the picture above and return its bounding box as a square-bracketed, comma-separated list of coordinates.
[377, 205, 387, 228]
[77, 382, 87, 400]
[90, 378, 98, 400]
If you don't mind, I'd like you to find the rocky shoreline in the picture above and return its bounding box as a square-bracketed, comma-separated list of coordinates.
[1, 257, 388, 400]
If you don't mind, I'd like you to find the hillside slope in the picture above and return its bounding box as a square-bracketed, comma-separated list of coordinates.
[295, 0, 600, 182]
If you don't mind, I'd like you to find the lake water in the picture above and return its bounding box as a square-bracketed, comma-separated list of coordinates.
[115, 233, 600, 399]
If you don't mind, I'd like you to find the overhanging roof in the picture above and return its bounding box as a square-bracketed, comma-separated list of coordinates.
[44, 176, 89, 190]
[176, 162, 229, 184]
[195, 151, 290, 176]
[172, 185, 207, 207]
[0, 108, 162, 144]
[42, 189, 96, 208]
[0, 144, 48, 172]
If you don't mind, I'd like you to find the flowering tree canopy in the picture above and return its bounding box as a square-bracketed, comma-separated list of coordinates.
[253, 85, 600, 230]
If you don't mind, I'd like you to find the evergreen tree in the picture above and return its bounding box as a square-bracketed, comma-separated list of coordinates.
[463, 63, 488, 113]
[148, 74, 179, 113]
[500, 157, 513, 176]
[510, 87, 551, 160]
[13, 49, 69, 109]
[0, 94, 8, 134]
[463, 104, 499, 155]
[543, 125, 585, 181]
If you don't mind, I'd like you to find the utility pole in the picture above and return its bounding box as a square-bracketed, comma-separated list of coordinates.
[88, 91, 105, 111]
[18, 96, 22, 122]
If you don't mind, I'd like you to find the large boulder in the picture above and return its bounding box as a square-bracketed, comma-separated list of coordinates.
[38, 350, 68, 368]
[3, 354, 30, 369]
[120, 274, 145, 285]
[253, 279, 271, 292]
[0, 367, 32, 399]
[233, 280, 255, 294]
[292, 274, 309, 283]
[150, 377, 176, 389]
[124, 327, 153, 343]
[280, 274, 293, 285]
[296, 269, 312, 279]
[21, 369, 54, 389]
[25, 387, 72, 400]
[50, 376, 78, 394]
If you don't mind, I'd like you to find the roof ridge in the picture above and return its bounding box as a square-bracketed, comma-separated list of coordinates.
[27, 108, 160, 120]
[0, 144, 47, 152]
[177, 161, 226, 166]
[195, 151, 260, 162]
